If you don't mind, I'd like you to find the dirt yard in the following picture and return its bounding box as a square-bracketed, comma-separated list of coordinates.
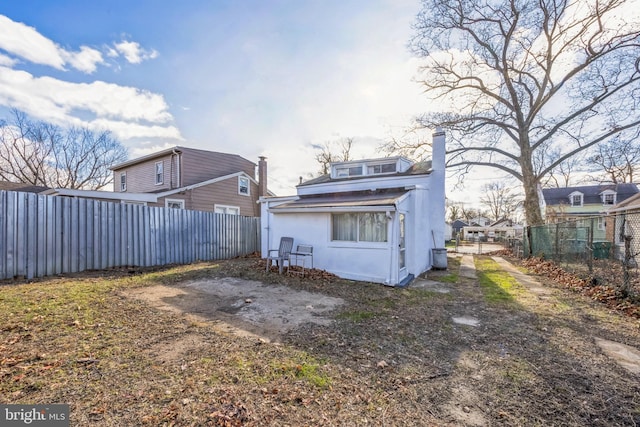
[1, 253, 640, 426]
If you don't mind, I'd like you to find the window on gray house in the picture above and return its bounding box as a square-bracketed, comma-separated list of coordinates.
[603, 193, 616, 205]
[120, 172, 126, 191]
[155, 161, 164, 185]
[238, 177, 249, 195]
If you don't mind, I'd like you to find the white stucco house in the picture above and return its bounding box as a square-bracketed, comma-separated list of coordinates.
[259, 129, 446, 286]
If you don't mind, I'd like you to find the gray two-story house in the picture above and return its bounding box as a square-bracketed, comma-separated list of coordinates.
[111, 146, 268, 216]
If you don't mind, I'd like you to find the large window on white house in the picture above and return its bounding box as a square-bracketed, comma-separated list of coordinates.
[238, 176, 250, 195]
[332, 213, 388, 242]
[155, 161, 164, 185]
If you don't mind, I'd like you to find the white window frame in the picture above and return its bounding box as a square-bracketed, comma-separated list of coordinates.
[165, 199, 184, 209]
[602, 192, 616, 206]
[331, 212, 388, 243]
[335, 165, 363, 178]
[214, 204, 240, 215]
[569, 192, 583, 207]
[238, 176, 250, 196]
[367, 162, 396, 175]
[155, 161, 164, 185]
[120, 172, 127, 191]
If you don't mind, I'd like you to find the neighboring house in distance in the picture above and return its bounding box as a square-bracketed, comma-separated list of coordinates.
[0, 181, 50, 194]
[605, 191, 640, 263]
[451, 219, 468, 238]
[462, 218, 523, 241]
[111, 147, 269, 216]
[468, 216, 491, 227]
[259, 128, 446, 287]
[541, 184, 639, 241]
[542, 184, 639, 222]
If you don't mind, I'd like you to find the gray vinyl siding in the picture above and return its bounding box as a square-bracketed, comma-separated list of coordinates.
[113, 153, 178, 193]
[113, 148, 256, 193]
[154, 178, 259, 216]
[179, 148, 256, 186]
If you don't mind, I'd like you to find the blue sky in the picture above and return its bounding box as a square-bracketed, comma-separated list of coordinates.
[0, 0, 479, 198]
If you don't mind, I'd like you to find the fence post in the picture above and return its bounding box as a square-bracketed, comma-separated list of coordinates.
[587, 218, 594, 274]
[554, 223, 559, 261]
[622, 235, 632, 298]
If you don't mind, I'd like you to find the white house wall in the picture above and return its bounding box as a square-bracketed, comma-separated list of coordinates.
[261, 186, 438, 286]
[264, 211, 397, 284]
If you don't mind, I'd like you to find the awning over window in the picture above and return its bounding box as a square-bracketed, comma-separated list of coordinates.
[268, 189, 410, 213]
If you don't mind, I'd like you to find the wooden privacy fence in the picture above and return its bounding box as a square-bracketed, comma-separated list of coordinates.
[0, 190, 261, 280]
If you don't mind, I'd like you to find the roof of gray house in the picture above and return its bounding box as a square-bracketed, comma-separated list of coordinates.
[0, 181, 50, 193]
[110, 146, 256, 170]
[451, 219, 468, 229]
[542, 183, 639, 205]
[299, 160, 433, 187]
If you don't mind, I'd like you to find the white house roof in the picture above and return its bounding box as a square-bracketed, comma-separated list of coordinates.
[268, 189, 410, 213]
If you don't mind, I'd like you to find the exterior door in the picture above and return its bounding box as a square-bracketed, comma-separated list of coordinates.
[399, 213, 406, 275]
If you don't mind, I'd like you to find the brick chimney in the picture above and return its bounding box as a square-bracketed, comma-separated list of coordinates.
[258, 156, 267, 197]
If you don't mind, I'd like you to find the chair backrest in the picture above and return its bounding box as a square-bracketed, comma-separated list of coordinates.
[279, 237, 294, 256]
[296, 244, 313, 255]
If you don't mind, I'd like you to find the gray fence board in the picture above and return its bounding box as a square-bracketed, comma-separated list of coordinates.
[0, 190, 261, 280]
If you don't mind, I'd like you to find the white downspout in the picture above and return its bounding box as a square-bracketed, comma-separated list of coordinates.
[172, 148, 181, 188]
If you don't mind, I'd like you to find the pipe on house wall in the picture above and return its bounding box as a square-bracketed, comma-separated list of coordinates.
[172, 148, 181, 189]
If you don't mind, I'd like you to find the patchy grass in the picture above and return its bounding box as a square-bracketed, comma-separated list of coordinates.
[2, 255, 640, 426]
[475, 256, 525, 304]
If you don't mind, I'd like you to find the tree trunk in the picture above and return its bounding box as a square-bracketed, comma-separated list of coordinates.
[520, 141, 544, 226]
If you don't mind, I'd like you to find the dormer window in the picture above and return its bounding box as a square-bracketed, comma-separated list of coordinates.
[601, 191, 616, 205]
[367, 163, 396, 175]
[336, 165, 363, 178]
[569, 192, 583, 207]
[330, 157, 409, 179]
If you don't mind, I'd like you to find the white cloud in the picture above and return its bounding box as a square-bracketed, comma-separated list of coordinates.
[0, 15, 159, 74]
[60, 46, 104, 74]
[0, 15, 65, 69]
[0, 53, 16, 67]
[0, 66, 181, 141]
[113, 40, 158, 64]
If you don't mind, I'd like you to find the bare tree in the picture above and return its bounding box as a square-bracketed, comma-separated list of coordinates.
[313, 137, 355, 176]
[390, 0, 640, 225]
[446, 200, 462, 222]
[479, 181, 522, 222]
[0, 110, 128, 190]
[584, 133, 640, 184]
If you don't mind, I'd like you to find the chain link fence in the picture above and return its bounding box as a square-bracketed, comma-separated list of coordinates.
[505, 213, 640, 299]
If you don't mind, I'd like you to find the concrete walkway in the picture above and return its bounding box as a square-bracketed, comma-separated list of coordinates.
[416, 254, 640, 375]
[491, 256, 640, 375]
